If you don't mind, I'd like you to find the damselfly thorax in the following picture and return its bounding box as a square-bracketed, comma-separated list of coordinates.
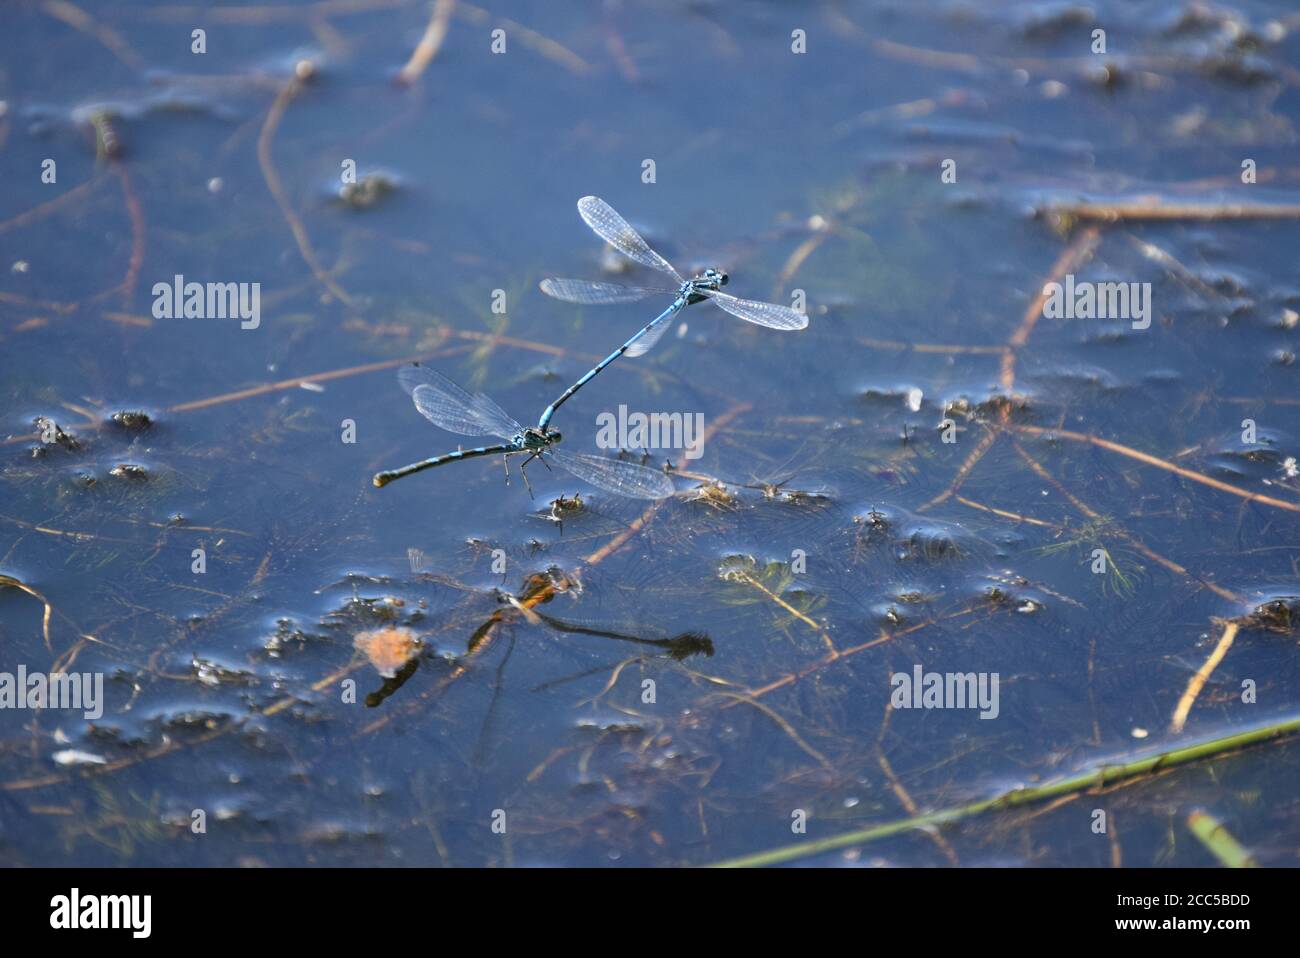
[518, 426, 560, 450]
[682, 268, 728, 306]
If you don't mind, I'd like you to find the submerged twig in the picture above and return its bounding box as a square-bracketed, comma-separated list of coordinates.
[1011, 423, 1300, 515]
[0, 175, 105, 237]
[397, 0, 456, 84]
[455, 3, 592, 76]
[715, 691, 832, 770]
[1170, 621, 1239, 734]
[1009, 438, 1242, 604]
[1047, 200, 1300, 224]
[257, 68, 356, 308]
[1000, 226, 1100, 392]
[878, 747, 959, 865]
[168, 346, 452, 413]
[732, 571, 836, 654]
[39, 0, 144, 70]
[0, 574, 54, 652]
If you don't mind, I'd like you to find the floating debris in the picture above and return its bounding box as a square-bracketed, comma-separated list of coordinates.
[1244, 596, 1300, 634]
[82, 107, 122, 159]
[33, 416, 80, 451]
[354, 626, 421, 678]
[338, 172, 397, 210]
[109, 410, 153, 431]
[686, 480, 737, 510]
[193, 656, 257, 688]
[53, 749, 107, 767]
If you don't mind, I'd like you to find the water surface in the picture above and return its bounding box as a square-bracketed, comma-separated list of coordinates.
[2, 0, 1299, 866]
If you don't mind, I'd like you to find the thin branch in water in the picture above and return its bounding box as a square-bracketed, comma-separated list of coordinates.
[455, 3, 592, 76]
[1000, 225, 1100, 391]
[878, 747, 959, 865]
[1010, 423, 1300, 515]
[1170, 620, 1239, 734]
[1009, 438, 1242, 604]
[0, 574, 54, 652]
[0, 175, 105, 237]
[39, 0, 144, 70]
[257, 68, 356, 308]
[397, 0, 456, 85]
[713, 691, 832, 770]
[1047, 200, 1300, 224]
[919, 422, 999, 512]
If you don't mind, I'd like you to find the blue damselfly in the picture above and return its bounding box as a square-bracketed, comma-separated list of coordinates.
[372, 364, 674, 499]
[537, 196, 809, 429]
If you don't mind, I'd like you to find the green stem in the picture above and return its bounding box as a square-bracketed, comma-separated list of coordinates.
[1187, 810, 1257, 868]
[710, 714, 1300, 868]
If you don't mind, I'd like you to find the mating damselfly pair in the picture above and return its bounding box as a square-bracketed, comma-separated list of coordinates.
[373, 196, 809, 499]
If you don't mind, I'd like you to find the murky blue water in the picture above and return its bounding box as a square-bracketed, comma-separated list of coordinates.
[2, 0, 1299, 866]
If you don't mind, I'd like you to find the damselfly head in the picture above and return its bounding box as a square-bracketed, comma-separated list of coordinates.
[704, 268, 728, 288]
[544, 428, 562, 444]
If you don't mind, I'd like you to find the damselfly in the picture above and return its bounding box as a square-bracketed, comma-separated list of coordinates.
[537, 196, 809, 429]
[372, 364, 674, 499]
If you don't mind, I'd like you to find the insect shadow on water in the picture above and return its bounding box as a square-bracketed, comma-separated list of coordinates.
[383, 568, 715, 764]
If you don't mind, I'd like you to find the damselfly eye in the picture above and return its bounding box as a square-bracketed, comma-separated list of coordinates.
[718, 271, 729, 286]
[549, 430, 562, 443]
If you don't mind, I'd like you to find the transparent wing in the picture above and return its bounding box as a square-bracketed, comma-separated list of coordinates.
[577, 196, 683, 282]
[539, 278, 671, 305]
[624, 315, 676, 358]
[545, 448, 675, 499]
[410, 386, 520, 440]
[397, 364, 522, 439]
[698, 289, 809, 330]
[465, 390, 526, 440]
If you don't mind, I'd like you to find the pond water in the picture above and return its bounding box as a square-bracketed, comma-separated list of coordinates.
[1, 0, 1298, 867]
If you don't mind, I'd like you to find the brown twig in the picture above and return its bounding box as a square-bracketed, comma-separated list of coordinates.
[732, 602, 995, 705]
[0, 574, 54, 652]
[167, 344, 451, 414]
[772, 228, 830, 302]
[396, 0, 457, 84]
[146, 0, 405, 23]
[733, 571, 837, 655]
[1048, 201, 1300, 224]
[1009, 438, 1242, 605]
[1170, 620, 1239, 734]
[919, 423, 999, 511]
[1000, 226, 1100, 391]
[878, 748, 960, 865]
[455, 3, 592, 75]
[108, 160, 145, 303]
[257, 71, 356, 308]
[0, 175, 105, 237]
[858, 337, 1003, 356]
[715, 691, 832, 770]
[954, 495, 1057, 528]
[39, 0, 144, 70]
[1010, 424, 1300, 515]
